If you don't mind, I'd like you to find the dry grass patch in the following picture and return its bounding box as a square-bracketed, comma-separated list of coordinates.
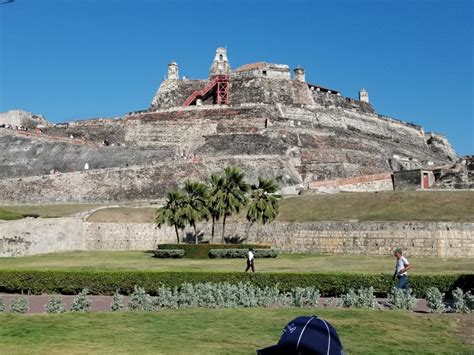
[0, 204, 103, 218]
[84, 191, 474, 223]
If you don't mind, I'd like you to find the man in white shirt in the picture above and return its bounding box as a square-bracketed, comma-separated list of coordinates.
[245, 248, 255, 272]
[393, 247, 411, 289]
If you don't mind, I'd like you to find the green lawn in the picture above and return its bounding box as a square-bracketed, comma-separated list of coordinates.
[278, 191, 474, 222]
[0, 308, 471, 354]
[0, 204, 103, 219]
[85, 191, 474, 223]
[2, 191, 472, 222]
[0, 208, 24, 220]
[1, 251, 472, 274]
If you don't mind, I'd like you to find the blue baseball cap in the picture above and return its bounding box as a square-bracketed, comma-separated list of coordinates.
[257, 315, 344, 355]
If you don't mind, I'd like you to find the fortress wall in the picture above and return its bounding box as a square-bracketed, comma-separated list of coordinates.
[0, 165, 198, 203]
[229, 78, 314, 106]
[124, 116, 218, 152]
[0, 156, 293, 204]
[0, 130, 176, 180]
[0, 110, 47, 129]
[0, 217, 84, 257]
[1, 219, 472, 257]
[83, 222, 175, 250]
[240, 222, 474, 257]
[151, 79, 207, 109]
[312, 91, 374, 114]
[308, 173, 393, 192]
[43, 119, 125, 145]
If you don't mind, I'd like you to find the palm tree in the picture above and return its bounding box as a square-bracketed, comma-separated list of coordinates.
[246, 177, 281, 239]
[216, 166, 250, 244]
[155, 190, 187, 244]
[182, 179, 209, 244]
[208, 173, 223, 244]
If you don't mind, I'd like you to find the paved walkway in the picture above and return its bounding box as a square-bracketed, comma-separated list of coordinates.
[0, 293, 430, 314]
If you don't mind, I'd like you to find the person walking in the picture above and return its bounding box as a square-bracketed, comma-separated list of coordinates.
[392, 247, 411, 289]
[245, 247, 255, 272]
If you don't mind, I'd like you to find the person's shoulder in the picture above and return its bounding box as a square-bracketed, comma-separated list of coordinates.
[402, 256, 409, 263]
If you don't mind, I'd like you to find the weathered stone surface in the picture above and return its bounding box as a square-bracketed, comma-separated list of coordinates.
[0, 53, 462, 202]
[1, 218, 472, 257]
[0, 110, 48, 129]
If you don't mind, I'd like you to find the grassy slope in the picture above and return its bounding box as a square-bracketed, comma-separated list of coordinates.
[0, 208, 24, 220]
[84, 191, 474, 223]
[278, 191, 474, 222]
[0, 251, 472, 274]
[2, 191, 472, 222]
[0, 204, 103, 219]
[0, 309, 471, 354]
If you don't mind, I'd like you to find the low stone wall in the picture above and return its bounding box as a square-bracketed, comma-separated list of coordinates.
[0, 217, 85, 257]
[83, 222, 175, 250]
[1, 218, 472, 258]
[238, 222, 473, 258]
[307, 173, 393, 192]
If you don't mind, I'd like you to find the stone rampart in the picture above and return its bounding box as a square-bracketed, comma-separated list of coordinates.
[308, 173, 393, 192]
[0, 156, 291, 203]
[0, 129, 176, 180]
[0, 110, 48, 129]
[0, 217, 84, 257]
[1, 218, 472, 257]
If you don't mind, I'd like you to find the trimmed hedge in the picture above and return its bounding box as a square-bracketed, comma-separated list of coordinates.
[157, 244, 271, 259]
[153, 250, 185, 258]
[209, 249, 278, 258]
[0, 269, 471, 297]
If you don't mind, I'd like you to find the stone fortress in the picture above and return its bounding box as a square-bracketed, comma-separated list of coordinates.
[0, 47, 471, 204]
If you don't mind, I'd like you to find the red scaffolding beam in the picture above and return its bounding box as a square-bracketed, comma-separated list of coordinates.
[183, 75, 230, 106]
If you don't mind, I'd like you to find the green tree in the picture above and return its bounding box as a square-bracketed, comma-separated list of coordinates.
[183, 180, 209, 244]
[216, 166, 250, 244]
[246, 177, 281, 239]
[155, 190, 186, 244]
[208, 173, 223, 244]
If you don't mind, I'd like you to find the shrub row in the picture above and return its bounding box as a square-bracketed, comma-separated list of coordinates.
[0, 269, 471, 297]
[157, 244, 271, 259]
[208, 249, 278, 259]
[153, 250, 185, 258]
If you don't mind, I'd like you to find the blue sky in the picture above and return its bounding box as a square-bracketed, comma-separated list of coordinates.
[0, 0, 472, 155]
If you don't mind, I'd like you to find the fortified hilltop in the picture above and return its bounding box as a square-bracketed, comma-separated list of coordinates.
[0, 48, 465, 203]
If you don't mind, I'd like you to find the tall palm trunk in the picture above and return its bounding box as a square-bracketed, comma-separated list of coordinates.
[192, 221, 198, 244]
[211, 216, 216, 244]
[174, 224, 180, 244]
[221, 215, 227, 244]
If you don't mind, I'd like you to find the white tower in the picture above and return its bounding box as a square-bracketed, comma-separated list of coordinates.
[209, 47, 231, 78]
[359, 88, 369, 103]
[167, 61, 179, 80]
[294, 67, 305, 82]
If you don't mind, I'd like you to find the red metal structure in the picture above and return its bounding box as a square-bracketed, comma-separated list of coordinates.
[183, 75, 230, 106]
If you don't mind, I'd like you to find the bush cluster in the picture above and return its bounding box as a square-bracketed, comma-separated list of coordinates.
[44, 295, 66, 313]
[425, 287, 446, 313]
[10, 297, 29, 314]
[157, 244, 270, 259]
[0, 269, 472, 298]
[338, 287, 380, 309]
[208, 248, 278, 259]
[452, 287, 473, 313]
[153, 250, 185, 258]
[2, 285, 473, 314]
[388, 287, 417, 311]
